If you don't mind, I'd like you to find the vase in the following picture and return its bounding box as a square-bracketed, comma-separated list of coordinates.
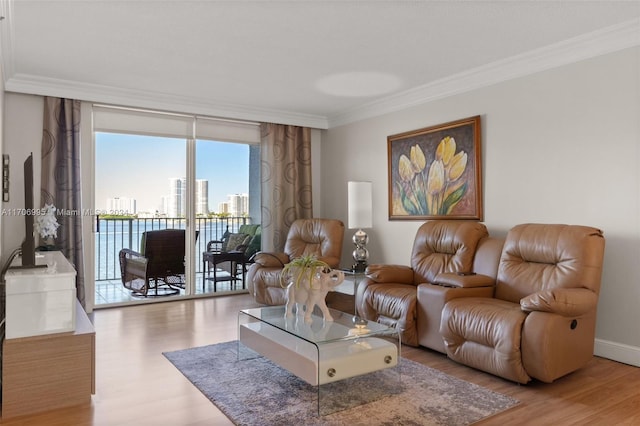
[37, 237, 56, 251]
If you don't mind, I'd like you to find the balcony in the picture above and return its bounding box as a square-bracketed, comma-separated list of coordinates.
[95, 215, 253, 305]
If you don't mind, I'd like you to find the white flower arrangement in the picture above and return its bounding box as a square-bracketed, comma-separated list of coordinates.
[34, 204, 60, 240]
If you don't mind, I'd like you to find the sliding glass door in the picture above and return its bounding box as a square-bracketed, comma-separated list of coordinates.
[195, 140, 250, 294]
[94, 133, 188, 303]
[91, 106, 261, 307]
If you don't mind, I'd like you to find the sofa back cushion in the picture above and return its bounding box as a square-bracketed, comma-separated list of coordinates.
[410, 220, 489, 284]
[245, 233, 262, 258]
[284, 218, 345, 268]
[472, 236, 505, 279]
[226, 233, 251, 251]
[238, 224, 261, 236]
[496, 223, 605, 303]
[143, 229, 186, 276]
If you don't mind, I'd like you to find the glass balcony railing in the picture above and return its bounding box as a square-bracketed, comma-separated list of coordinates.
[95, 216, 252, 282]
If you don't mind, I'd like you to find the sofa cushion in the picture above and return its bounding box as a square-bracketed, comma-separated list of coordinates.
[441, 297, 530, 383]
[226, 233, 251, 252]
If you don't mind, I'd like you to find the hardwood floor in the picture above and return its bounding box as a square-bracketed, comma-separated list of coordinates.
[1, 293, 638, 425]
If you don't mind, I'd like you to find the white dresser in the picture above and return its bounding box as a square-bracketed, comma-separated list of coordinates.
[2, 251, 95, 419]
[4, 250, 77, 338]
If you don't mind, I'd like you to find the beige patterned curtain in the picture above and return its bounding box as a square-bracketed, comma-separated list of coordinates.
[260, 123, 313, 252]
[41, 97, 85, 307]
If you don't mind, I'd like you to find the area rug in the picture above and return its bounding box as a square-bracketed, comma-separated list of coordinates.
[163, 340, 519, 425]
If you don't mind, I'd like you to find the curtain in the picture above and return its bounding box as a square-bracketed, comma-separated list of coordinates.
[41, 97, 86, 307]
[259, 123, 313, 252]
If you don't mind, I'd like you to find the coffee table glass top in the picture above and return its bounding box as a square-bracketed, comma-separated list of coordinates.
[240, 305, 395, 345]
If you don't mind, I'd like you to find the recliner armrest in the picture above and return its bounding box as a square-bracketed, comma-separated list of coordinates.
[433, 272, 495, 288]
[252, 252, 289, 268]
[520, 288, 598, 317]
[365, 264, 414, 284]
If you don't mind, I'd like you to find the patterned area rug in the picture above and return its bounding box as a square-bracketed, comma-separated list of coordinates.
[163, 341, 519, 425]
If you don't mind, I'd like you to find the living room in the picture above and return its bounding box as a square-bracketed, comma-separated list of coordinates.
[0, 1, 639, 424]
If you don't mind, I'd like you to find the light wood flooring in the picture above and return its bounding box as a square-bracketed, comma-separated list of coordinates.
[1, 293, 638, 425]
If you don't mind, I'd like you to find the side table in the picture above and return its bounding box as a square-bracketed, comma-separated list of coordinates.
[202, 251, 246, 292]
[325, 268, 366, 315]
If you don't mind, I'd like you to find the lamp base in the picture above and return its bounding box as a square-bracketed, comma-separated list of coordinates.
[352, 260, 367, 273]
[352, 228, 369, 273]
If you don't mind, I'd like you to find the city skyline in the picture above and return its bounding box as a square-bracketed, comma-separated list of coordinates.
[105, 182, 249, 217]
[95, 133, 250, 213]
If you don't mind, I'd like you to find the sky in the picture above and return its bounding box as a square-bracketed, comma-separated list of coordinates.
[95, 133, 250, 213]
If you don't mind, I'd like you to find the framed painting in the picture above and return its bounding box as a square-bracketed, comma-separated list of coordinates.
[388, 115, 482, 220]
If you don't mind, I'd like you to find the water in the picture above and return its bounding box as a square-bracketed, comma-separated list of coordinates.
[95, 217, 245, 281]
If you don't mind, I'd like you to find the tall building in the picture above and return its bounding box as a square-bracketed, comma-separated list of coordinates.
[227, 193, 249, 217]
[106, 197, 136, 215]
[166, 178, 209, 217]
[167, 178, 186, 217]
[218, 202, 230, 214]
[196, 179, 209, 215]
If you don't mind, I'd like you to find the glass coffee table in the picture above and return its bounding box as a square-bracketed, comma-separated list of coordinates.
[238, 305, 401, 416]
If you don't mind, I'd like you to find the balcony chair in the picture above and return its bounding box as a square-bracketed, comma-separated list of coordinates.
[202, 224, 261, 291]
[246, 218, 345, 305]
[119, 229, 198, 297]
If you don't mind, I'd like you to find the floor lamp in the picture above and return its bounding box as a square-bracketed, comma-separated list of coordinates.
[348, 181, 372, 272]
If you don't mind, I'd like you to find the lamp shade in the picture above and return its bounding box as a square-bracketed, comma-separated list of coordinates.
[348, 181, 372, 229]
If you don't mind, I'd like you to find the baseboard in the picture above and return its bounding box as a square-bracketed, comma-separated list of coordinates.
[594, 338, 640, 367]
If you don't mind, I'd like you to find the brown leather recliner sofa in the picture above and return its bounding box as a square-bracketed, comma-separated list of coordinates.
[356, 220, 490, 346]
[356, 221, 606, 384]
[247, 218, 345, 305]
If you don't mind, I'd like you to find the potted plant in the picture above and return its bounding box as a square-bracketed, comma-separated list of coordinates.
[280, 253, 330, 289]
[281, 253, 345, 322]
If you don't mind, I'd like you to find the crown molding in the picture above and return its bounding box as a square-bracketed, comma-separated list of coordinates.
[2, 13, 638, 130]
[327, 18, 640, 128]
[4, 74, 330, 129]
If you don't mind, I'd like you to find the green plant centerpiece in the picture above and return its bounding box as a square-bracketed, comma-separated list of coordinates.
[281, 253, 330, 288]
[282, 253, 345, 323]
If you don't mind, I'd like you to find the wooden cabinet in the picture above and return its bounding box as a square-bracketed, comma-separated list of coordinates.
[1, 301, 95, 419]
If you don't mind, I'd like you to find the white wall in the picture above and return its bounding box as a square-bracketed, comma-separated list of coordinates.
[1, 93, 43, 265]
[321, 47, 640, 365]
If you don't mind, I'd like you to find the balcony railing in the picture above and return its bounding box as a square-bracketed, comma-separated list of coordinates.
[95, 216, 251, 282]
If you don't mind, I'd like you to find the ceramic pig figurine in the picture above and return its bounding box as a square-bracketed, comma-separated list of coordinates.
[285, 269, 345, 323]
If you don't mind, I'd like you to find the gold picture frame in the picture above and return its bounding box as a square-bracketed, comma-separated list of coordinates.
[388, 116, 483, 220]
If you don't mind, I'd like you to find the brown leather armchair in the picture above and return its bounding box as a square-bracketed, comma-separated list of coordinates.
[355, 220, 489, 346]
[440, 223, 605, 383]
[246, 218, 345, 305]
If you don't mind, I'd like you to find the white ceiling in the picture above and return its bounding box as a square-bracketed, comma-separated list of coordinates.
[1, 1, 639, 128]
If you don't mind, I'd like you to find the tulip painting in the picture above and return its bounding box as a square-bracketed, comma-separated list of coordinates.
[388, 116, 482, 220]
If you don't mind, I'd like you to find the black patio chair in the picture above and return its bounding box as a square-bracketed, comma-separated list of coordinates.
[119, 229, 198, 296]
